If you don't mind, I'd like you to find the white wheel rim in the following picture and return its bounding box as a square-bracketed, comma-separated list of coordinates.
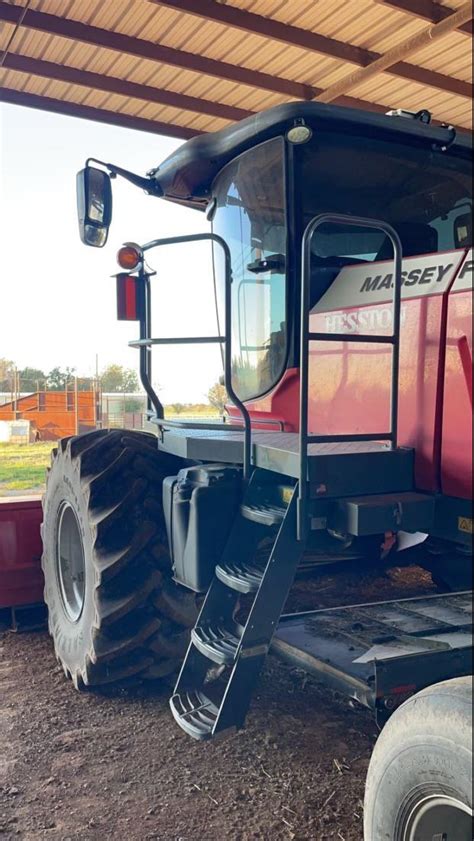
[56, 502, 86, 623]
[403, 793, 473, 841]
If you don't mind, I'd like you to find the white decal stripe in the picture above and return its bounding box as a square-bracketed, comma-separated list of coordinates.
[311, 250, 466, 314]
[451, 248, 473, 292]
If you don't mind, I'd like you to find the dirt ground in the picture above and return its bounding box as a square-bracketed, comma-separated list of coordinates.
[0, 566, 435, 841]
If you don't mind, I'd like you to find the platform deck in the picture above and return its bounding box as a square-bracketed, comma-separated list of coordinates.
[272, 592, 473, 713]
[156, 427, 413, 496]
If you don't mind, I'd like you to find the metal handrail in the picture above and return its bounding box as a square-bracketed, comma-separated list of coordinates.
[147, 418, 246, 431]
[298, 213, 403, 540]
[130, 232, 252, 480]
[129, 337, 225, 347]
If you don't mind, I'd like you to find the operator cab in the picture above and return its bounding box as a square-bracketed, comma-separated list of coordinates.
[77, 101, 472, 410]
[206, 113, 471, 403]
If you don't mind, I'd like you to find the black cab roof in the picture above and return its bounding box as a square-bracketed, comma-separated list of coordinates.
[151, 101, 472, 209]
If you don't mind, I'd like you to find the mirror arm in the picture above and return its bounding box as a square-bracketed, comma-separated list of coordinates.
[86, 157, 163, 197]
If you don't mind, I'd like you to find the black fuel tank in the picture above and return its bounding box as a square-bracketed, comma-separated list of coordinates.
[163, 464, 242, 592]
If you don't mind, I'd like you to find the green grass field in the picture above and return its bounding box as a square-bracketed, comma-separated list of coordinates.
[0, 411, 222, 495]
[0, 442, 54, 494]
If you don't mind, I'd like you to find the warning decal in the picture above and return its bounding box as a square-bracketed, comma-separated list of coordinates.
[458, 517, 473, 534]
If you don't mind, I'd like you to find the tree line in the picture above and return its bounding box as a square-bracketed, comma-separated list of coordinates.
[0, 359, 139, 394]
[0, 358, 228, 413]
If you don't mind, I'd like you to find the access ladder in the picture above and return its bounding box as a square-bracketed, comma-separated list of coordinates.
[169, 214, 413, 739]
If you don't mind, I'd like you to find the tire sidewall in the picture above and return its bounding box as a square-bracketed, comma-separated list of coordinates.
[364, 679, 473, 841]
[42, 451, 96, 678]
[367, 738, 472, 840]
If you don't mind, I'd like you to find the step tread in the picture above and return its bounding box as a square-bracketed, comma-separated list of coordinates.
[169, 690, 218, 740]
[215, 559, 265, 593]
[240, 500, 286, 526]
[192, 621, 242, 665]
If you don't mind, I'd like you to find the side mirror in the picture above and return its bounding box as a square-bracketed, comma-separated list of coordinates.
[76, 166, 113, 247]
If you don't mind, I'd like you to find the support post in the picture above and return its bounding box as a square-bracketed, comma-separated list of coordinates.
[74, 376, 79, 435]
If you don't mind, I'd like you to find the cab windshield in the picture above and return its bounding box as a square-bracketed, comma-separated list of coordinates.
[298, 131, 472, 306]
[212, 138, 287, 402]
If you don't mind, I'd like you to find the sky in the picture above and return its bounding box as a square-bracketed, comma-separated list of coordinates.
[0, 104, 223, 403]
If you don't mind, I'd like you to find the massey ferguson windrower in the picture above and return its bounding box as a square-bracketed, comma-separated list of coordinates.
[42, 103, 472, 840]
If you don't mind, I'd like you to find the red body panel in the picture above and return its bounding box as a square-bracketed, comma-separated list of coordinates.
[441, 250, 473, 499]
[0, 497, 44, 608]
[228, 368, 300, 432]
[307, 295, 446, 492]
[240, 250, 472, 499]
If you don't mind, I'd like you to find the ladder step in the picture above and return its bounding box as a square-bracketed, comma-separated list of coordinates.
[215, 560, 265, 593]
[169, 690, 218, 741]
[240, 501, 286, 526]
[169, 488, 303, 741]
[191, 621, 242, 665]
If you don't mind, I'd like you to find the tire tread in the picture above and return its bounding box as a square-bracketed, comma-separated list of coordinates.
[42, 428, 199, 688]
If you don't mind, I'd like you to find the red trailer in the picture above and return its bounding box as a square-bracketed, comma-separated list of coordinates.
[0, 497, 44, 624]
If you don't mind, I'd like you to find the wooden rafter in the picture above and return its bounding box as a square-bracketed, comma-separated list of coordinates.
[376, 0, 473, 35]
[0, 2, 313, 101]
[2, 3, 467, 127]
[0, 1, 471, 137]
[1, 58, 469, 135]
[0, 48, 421, 123]
[153, 0, 371, 65]
[1, 54, 253, 122]
[152, 0, 472, 98]
[0, 88, 201, 139]
[316, 1, 474, 104]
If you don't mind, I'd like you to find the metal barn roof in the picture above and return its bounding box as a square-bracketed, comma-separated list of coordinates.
[0, 0, 472, 140]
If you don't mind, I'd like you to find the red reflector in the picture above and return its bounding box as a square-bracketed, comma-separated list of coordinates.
[390, 683, 417, 695]
[116, 273, 138, 321]
[376, 683, 417, 699]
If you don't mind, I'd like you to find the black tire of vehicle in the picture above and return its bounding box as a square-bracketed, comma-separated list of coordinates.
[425, 551, 473, 591]
[364, 676, 473, 841]
[41, 428, 199, 689]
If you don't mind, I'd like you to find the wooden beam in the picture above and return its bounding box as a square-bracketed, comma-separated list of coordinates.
[152, 0, 472, 98]
[0, 6, 470, 131]
[0, 2, 470, 104]
[376, 0, 473, 35]
[2, 47, 399, 116]
[1, 52, 403, 123]
[1, 51, 470, 135]
[316, 1, 474, 104]
[0, 3, 313, 101]
[0, 82, 471, 153]
[0, 88, 201, 139]
[1, 54, 251, 122]
[383, 60, 472, 98]
[153, 0, 372, 66]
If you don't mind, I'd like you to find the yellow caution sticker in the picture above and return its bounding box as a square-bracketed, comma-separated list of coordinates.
[458, 517, 473, 534]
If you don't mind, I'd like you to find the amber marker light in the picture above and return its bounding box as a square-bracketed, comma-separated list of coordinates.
[117, 243, 143, 270]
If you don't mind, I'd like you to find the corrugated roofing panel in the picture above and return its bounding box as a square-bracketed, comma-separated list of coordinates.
[0, 0, 472, 134]
[225, 0, 471, 84]
[6, 24, 290, 113]
[351, 71, 472, 127]
[0, 20, 16, 51]
[410, 33, 472, 80]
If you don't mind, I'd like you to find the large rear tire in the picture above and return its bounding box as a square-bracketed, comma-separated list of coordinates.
[364, 676, 473, 841]
[41, 429, 199, 689]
